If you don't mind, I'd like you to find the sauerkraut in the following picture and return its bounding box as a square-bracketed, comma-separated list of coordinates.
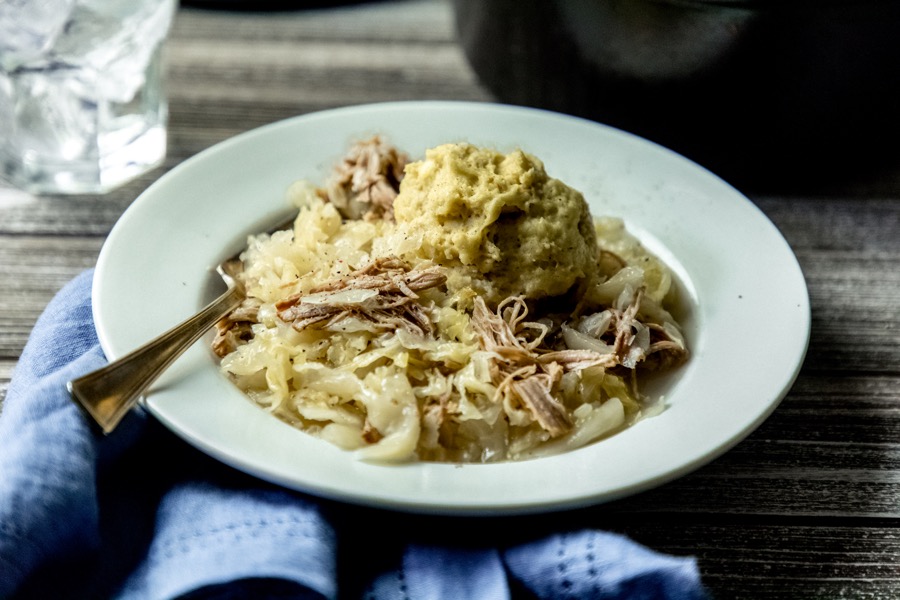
[213, 138, 688, 463]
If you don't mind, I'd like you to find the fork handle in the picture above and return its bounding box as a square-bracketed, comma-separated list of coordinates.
[68, 285, 244, 434]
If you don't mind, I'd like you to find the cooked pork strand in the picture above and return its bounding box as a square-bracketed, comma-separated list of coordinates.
[276, 256, 446, 336]
[324, 136, 408, 222]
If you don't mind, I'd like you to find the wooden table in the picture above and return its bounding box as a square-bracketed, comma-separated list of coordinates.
[2, 2, 898, 597]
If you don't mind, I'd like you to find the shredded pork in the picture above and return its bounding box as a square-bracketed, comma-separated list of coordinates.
[275, 256, 446, 336]
[212, 298, 261, 358]
[324, 136, 408, 221]
[471, 297, 619, 437]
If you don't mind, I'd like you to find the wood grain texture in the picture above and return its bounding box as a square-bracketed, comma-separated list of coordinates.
[1, 1, 898, 596]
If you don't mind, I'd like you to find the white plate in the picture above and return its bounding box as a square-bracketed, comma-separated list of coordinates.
[94, 101, 810, 514]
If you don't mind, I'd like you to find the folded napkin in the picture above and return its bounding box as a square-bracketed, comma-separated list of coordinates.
[0, 270, 708, 600]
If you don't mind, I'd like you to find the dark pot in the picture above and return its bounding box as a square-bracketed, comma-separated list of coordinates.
[453, 0, 900, 188]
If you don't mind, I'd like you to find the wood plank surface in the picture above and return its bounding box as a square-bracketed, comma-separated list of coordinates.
[1, 1, 898, 597]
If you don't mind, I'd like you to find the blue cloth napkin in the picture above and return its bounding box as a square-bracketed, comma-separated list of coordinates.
[0, 270, 709, 600]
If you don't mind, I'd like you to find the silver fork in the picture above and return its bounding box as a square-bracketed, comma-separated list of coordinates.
[67, 210, 298, 434]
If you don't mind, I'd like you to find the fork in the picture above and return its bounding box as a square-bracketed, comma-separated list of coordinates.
[67, 210, 298, 434]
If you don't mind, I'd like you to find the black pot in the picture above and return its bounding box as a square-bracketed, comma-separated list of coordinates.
[453, 0, 900, 188]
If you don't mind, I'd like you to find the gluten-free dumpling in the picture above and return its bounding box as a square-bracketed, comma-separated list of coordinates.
[390, 143, 600, 305]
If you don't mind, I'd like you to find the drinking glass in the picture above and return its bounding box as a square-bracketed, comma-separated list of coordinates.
[0, 0, 176, 194]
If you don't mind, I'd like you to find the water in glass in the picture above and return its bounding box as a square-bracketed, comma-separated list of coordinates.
[0, 0, 176, 194]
